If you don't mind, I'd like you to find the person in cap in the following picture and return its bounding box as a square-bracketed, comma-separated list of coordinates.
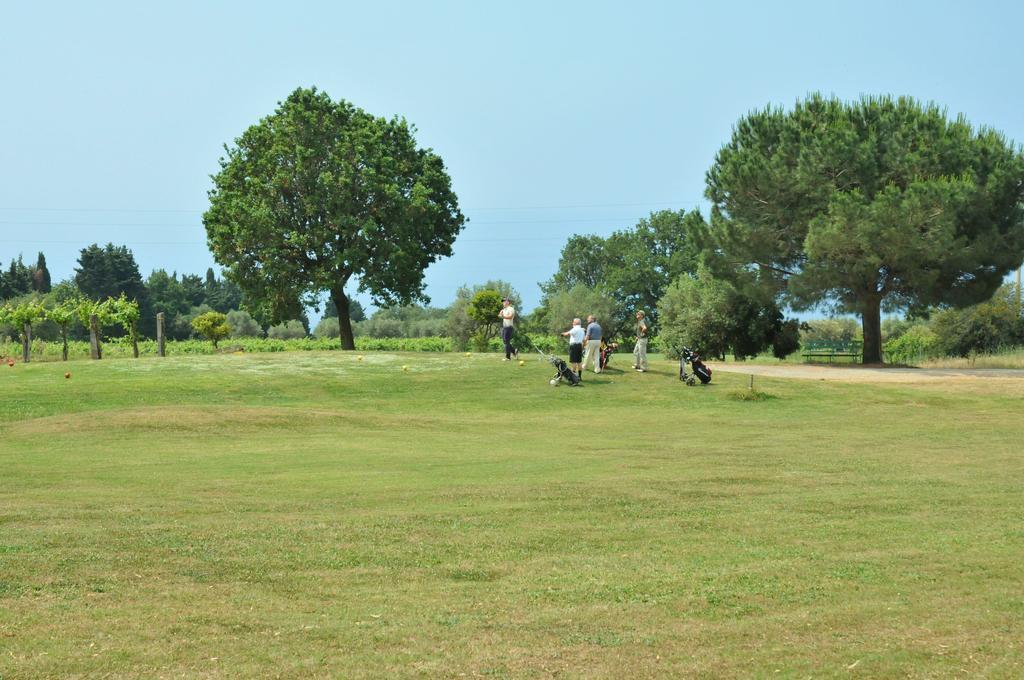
[632, 310, 649, 372]
[498, 297, 518, 361]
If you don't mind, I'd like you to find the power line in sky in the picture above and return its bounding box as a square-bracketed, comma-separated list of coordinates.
[0, 199, 703, 214]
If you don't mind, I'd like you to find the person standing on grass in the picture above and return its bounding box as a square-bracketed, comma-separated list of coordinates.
[498, 297, 518, 361]
[561, 317, 586, 380]
[582, 314, 603, 373]
[632, 310, 649, 372]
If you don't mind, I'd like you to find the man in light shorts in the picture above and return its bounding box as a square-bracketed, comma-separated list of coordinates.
[632, 310, 649, 372]
[582, 314, 603, 373]
[561, 317, 585, 380]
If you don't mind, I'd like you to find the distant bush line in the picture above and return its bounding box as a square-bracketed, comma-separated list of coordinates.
[0, 334, 667, 361]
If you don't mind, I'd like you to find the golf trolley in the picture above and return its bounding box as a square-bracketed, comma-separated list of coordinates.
[547, 354, 581, 386]
[599, 341, 618, 371]
[679, 346, 712, 385]
[524, 337, 581, 387]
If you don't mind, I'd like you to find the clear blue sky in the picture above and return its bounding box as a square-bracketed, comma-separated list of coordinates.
[2, 0, 1021, 315]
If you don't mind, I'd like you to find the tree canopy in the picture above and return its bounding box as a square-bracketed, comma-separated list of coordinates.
[705, 94, 1024, 363]
[540, 209, 704, 338]
[204, 87, 466, 349]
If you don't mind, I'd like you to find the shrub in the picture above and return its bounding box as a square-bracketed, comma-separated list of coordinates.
[883, 324, 939, 364]
[930, 284, 1024, 357]
[356, 317, 404, 338]
[801, 318, 861, 344]
[227, 309, 263, 338]
[267, 320, 307, 339]
[313, 316, 339, 339]
[191, 311, 232, 348]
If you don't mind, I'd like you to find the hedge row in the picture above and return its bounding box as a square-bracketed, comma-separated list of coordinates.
[0, 334, 663, 362]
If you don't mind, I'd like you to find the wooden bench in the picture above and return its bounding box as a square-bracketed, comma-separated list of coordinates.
[801, 340, 862, 364]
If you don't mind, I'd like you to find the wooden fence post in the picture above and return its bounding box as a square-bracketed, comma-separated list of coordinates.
[89, 314, 102, 360]
[156, 312, 165, 357]
[22, 323, 31, 364]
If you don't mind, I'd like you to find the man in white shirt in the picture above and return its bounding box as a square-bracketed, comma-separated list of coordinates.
[498, 297, 518, 361]
[561, 317, 586, 379]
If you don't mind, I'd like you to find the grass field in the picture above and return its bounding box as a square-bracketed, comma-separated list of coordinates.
[2, 351, 1023, 678]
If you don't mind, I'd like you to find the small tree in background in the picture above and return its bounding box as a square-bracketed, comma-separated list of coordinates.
[313, 316, 340, 339]
[191, 311, 231, 348]
[658, 269, 799, 360]
[465, 290, 504, 352]
[447, 281, 521, 351]
[226, 309, 263, 338]
[930, 284, 1024, 356]
[0, 304, 12, 348]
[32, 252, 51, 293]
[46, 298, 80, 361]
[10, 299, 47, 363]
[109, 295, 141, 358]
[267, 320, 307, 340]
[543, 284, 618, 336]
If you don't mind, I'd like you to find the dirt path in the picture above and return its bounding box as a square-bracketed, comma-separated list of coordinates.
[709, 363, 1024, 383]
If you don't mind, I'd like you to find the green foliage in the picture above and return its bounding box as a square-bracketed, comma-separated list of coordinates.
[74, 243, 148, 306]
[658, 269, 796, 360]
[203, 86, 465, 349]
[447, 281, 521, 351]
[883, 325, 940, 364]
[706, 93, 1024, 363]
[542, 284, 618, 335]
[267, 320, 308, 340]
[882, 316, 916, 342]
[10, 299, 47, 328]
[226, 309, 263, 338]
[32, 252, 51, 293]
[0, 255, 35, 300]
[313, 316, 340, 339]
[801, 318, 861, 345]
[191, 311, 232, 348]
[541, 210, 705, 338]
[108, 294, 140, 330]
[930, 284, 1024, 357]
[771, 319, 802, 360]
[355, 304, 447, 338]
[466, 290, 504, 351]
[323, 297, 366, 322]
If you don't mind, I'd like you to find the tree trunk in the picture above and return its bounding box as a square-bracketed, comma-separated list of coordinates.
[89, 314, 102, 360]
[22, 323, 31, 363]
[131, 321, 139, 358]
[156, 312, 166, 357]
[61, 327, 68, 361]
[860, 295, 883, 365]
[332, 287, 356, 350]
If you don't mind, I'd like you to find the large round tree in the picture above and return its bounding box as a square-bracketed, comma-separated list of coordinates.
[204, 87, 465, 349]
[706, 94, 1024, 363]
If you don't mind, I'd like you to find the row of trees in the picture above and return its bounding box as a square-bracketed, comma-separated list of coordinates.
[8, 92, 1022, 363]
[0, 295, 140, 361]
[199, 89, 1023, 363]
[0, 253, 50, 299]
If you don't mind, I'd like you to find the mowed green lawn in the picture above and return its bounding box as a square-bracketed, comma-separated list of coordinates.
[1, 352, 1022, 678]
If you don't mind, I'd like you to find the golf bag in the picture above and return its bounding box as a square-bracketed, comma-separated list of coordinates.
[599, 341, 618, 370]
[523, 335, 581, 387]
[549, 355, 581, 386]
[679, 346, 712, 385]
